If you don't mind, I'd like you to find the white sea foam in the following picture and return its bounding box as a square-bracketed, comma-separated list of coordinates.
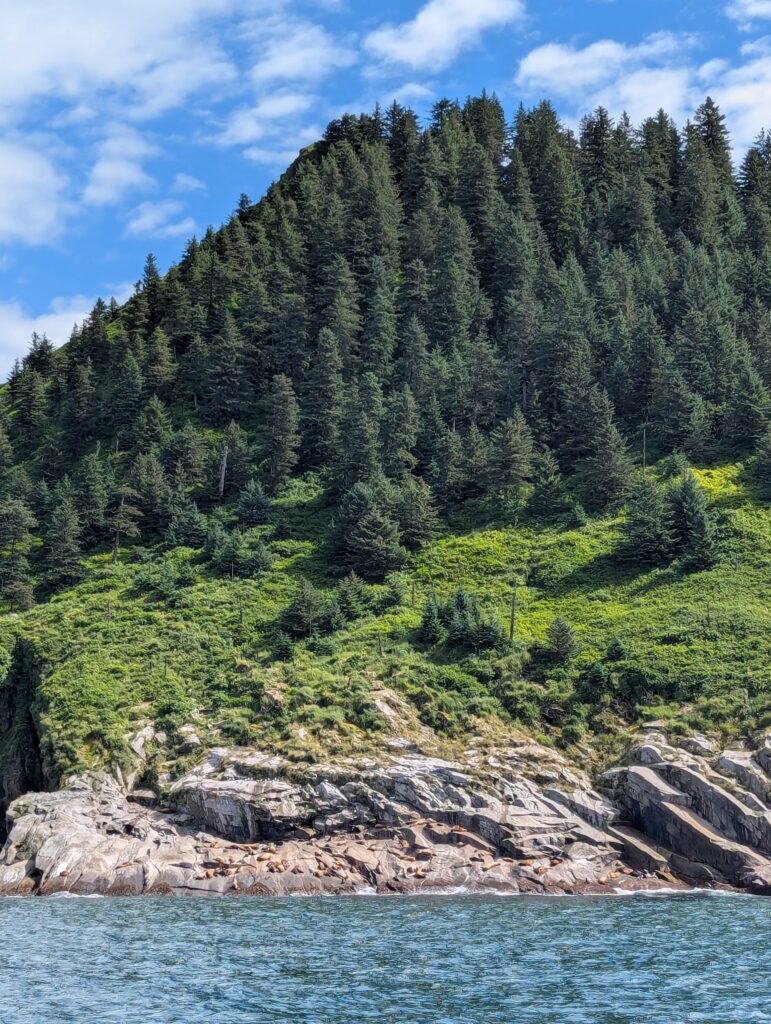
[611, 887, 743, 897]
[47, 892, 105, 901]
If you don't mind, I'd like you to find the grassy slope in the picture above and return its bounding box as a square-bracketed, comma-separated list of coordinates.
[1, 462, 769, 785]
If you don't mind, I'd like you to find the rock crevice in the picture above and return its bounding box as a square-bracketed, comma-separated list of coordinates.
[1, 727, 770, 897]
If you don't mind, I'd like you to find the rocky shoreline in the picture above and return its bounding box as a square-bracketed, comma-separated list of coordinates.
[1, 727, 769, 897]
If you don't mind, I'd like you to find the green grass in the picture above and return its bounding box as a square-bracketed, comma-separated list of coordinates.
[2, 461, 770, 784]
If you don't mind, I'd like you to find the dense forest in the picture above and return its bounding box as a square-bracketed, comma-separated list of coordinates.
[1, 94, 771, 782]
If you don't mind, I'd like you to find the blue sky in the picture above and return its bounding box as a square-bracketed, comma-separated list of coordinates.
[2, 0, 771, 375]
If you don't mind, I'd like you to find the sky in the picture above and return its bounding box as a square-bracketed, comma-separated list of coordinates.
[2, 0, 771, 375]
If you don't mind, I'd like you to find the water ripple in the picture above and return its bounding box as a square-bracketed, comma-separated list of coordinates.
[0, 892, 768, 1023]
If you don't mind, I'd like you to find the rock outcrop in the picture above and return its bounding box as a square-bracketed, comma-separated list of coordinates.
[0, 743, 658, 897]
[601, 729, 771, 893]
[1, 726, 770, 897]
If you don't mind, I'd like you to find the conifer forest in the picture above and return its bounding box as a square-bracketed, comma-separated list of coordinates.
[2, 94, 771, 784]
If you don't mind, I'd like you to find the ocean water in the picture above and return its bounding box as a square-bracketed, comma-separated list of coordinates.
[0, 892, 768, 1023]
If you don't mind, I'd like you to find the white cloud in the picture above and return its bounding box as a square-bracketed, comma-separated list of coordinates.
[242, 123, 321, 164]
[592, 67, 694, 128]
[726, 1, 771, 27]
[516, 32, 688, 95]
[390, 82, 436, 104]
[0, 140, 70, 244]
[219, 92, 316, 145]
[83, 128, 156, 206]
[0, 0, 254, 123]
[0, 294, 92, 375]
[709, 53, 771, 150]
[126, 200, 197, 239]
[516, 33, 696, 128]
[243, 145, 306, 165]
[364, 0, 525, 71]
[249, 20, 356, 84]
[173, 173, 207, 192]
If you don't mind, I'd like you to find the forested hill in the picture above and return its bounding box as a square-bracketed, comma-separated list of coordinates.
[1, 94, 771, 786]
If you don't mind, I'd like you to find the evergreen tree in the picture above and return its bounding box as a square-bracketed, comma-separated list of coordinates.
[393, 476, 440, 548]
[180, 334, 210, 410]
[131, 453, 172, 532]
[382, 383, 419, 478]
[724, 352, 769, 447]
[135, 396, 173, 452]
[303, 328, 344, 465]
[334, 482, 406, 579]
[43, 494, 82, 587]
[335, 390, 381, 491]
[0, 497, 37, 609]
[282, 579, 327, 638]
[165, 497, 207, 548]
[107, 489, 143, 563]
[488, 410, 534, 497]
[237, 479, 272, 526]
[345, 504, 406, 580]
[0, 423, 13, 475]
[266, 374, 300, 491]
[670, 469, 717, 569]
[623, 474, 675, 565]
[0, 497, 37, 555]
[206, 312, 248, 423]
[337, 570, 368, 620]
[113, 350, 145, 435]
[530, 449, 565, 515]
[164, 421, 207, 487]
[547, 616, 578, 663]
[145, 327, 177, 395]
[755, 425, 771, 495]
[420, 594, 443, 644]
[76, 451, 110, 543]
[583, 387, 633, 507]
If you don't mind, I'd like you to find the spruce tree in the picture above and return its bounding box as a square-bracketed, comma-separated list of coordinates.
[76, 451, 110, 543]
[107, 489, 143, 563]
[145, 327, 177, 395]
[135, 396, 173, 453]
[755, 426, 771, 495]
[530, 449, 565, 515]
[548, 616, 578, 663]
[382, 383, 419, 478]
[393, 476, 440, 548]
[623, 474, 675, 565]
[131, 453, 172, 533]
[0, 423, 13, 475]
[113, 350, 145, 435]
[670, 470, 717, 568]
[0, 496, 37, 609]
[345, 504, 406, 580]
[488, 410, 534, 497]
[0, 497, 37, 555]
[266, 374, 300, 491]
[43, 495, 82, 587]
[303, 328, 344, 466]
[206, 312, 248, 424]
[282, 579, 327, 638]
[237, 479, 272, 526]
[420, 594, 443, 644]
[583, 387, 633, 508]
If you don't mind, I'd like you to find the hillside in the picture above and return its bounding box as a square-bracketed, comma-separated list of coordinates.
[1, 94, 771, 804]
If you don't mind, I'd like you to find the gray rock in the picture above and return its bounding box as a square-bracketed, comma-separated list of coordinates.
[678, 735, 717, 757]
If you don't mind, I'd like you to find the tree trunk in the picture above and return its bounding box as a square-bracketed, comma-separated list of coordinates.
[218, 445, 229, 501]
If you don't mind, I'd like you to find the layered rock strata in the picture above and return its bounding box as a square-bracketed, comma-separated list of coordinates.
[0, 728, 769, 897]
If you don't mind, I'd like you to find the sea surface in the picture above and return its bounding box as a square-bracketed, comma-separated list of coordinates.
[0, 891, 768, 1023]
